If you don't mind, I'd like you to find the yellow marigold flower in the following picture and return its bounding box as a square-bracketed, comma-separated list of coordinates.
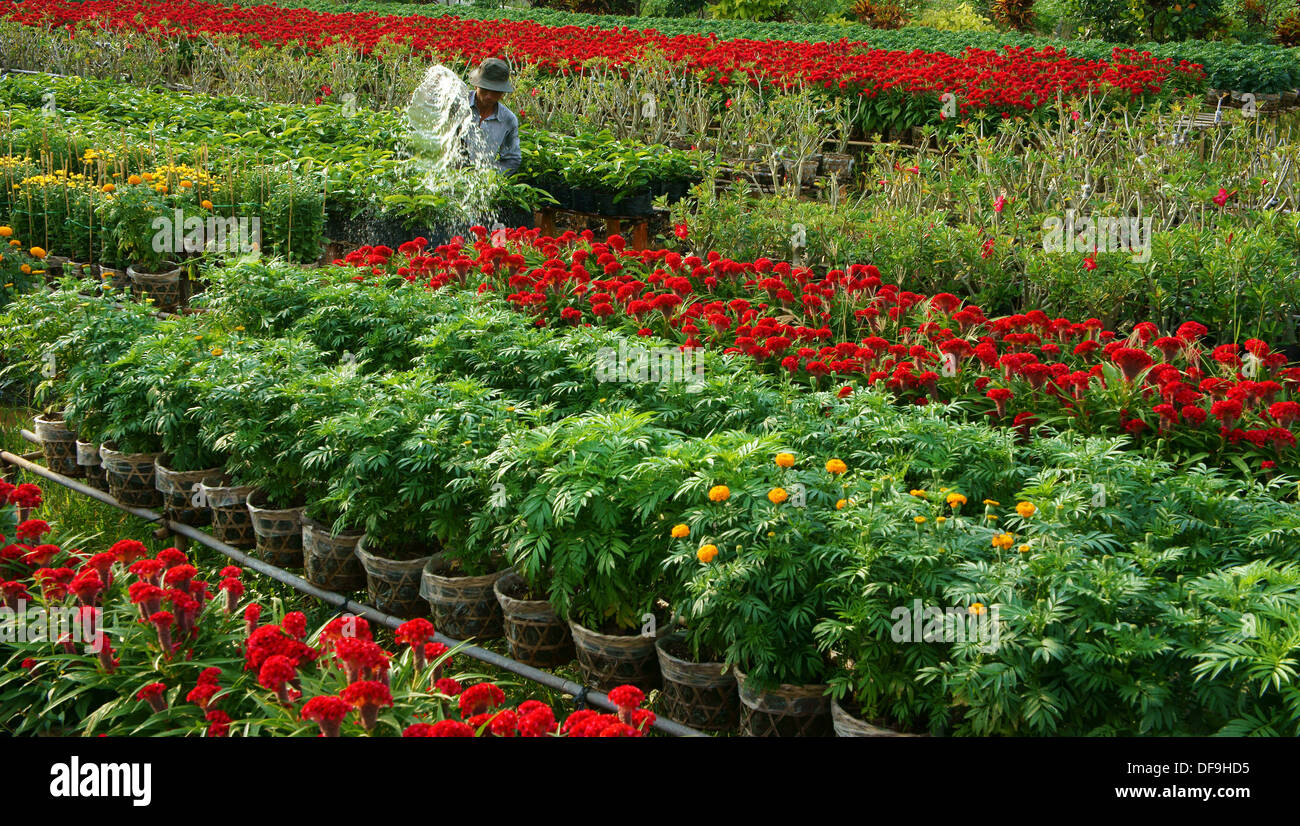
[768, 487, 788, 505]
[20, 264, 31, 274]
[0, 226, 11, 237]
[825, 458, 847, 474]
[201, 200, 213, 209]
[991, 533, 1014, 549]
[946, 492, 967, 508]
[767, 531, 775, 537]
[835, 498, 847, 510]
[505, 405, 515, 412]
[8, 239, 20, 247]
[28, 246, 46, 259]
[707, 485, 730, 502]
[914, 516, 927, 524]
[910, 489, 928, 498]
[3, 283, 11, 288]
[983, 499, 1000, 506]
[696, 544, 718, 563]
[987, 514, 998, 520]
[1018, 543, 1031, 553]
[193, 335, 203, 340]
[1016, 501, 1037, 518]
[101, 183, 115, 193]
[670, 524, 689, 539]
[774, 452, 795, 468]
[127, 174, 141, 185]
[180, 179, 193, 188]
[970, 602, 987, 616]
[233, 326, 244, 331]
[936, 516, 947, 524]
[211, 347, 223, 356]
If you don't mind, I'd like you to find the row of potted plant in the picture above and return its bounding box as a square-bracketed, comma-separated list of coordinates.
[0, 482, 658, 736]
[6, 258, 1300, 735]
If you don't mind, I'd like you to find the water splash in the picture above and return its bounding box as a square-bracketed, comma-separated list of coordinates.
[404, 64, 501, 230]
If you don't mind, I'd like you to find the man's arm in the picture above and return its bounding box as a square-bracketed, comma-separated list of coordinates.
[499, 118, 522, 177]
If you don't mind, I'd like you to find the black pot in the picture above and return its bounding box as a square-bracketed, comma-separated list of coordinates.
[569, 188, 595, 213]
[615, 191, 654, 217]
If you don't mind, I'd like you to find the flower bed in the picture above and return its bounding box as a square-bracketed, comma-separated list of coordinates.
[336, 228, 1300, 474]
[7, 257, 1300, 735]
[1, 0, 1206, 129]
[0, 481, 657, 736]
[263, 0, 1300, 95]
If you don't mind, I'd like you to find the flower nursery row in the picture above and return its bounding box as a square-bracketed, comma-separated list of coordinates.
[1, 0, 1208, 128]
[0, 72, 699, 239]
[0, 484, 657, 736]
[334, 226, 1300, 476]
[266, 0, 1300, 95]
[5, 260, 1300, 735]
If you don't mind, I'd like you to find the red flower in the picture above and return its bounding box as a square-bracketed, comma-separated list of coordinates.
[458, 682, 506, 717]
[1111, 347, 1153, 382]
[673, 223, 689, 241]
[1082, 256, 1097, 271]
[282, 611, 307, 640]
[340, 680, 393, 732]
[302, 695, 352, 737]
[434, 677, 463, 696]
[426, 720, 474, 737]
[205, 710, 231, 737]
[396, 618, 437, 668]
[136, 682, 168, 713]
[16, 520, 51, 541]
[8, 483, 42, 508]
[258, 655, 299, 704]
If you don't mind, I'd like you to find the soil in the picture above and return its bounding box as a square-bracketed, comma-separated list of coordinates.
[591, 608, 668, 637]
[837, 696, 929, 735]
[661, 637, 724, 665]
[368, 539, 437, 561]
[428, 554, 507, 579]
[499, 576, 547, 602]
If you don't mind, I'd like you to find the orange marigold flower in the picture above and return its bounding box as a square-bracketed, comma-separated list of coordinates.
[774, 452, 795, 468]
[767, 487, 788, 504]
[946, 493, 967, 508]
[991, 533, 1014, 549]
[28, 246, 46, 259]
[825, 459, 847, 474]
[670, 524, 689, 539]
[1016, 502, 1037, 518]
[696, 544, 718, 563]
[707, 485, 730, 502]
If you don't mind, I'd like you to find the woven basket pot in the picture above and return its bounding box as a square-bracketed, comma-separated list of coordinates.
[199, 480, 256, 549]
[420, 553, 507, 640]
[655, 632, 739, 733]
[830, 698, 927, 738]
[127, 264, 183, 313]
[154, 456, 222, 526]
[99, 443, 163, 508]
[99, 265, 131, 295]
[247, 490, 305, 569]
[354, 535, 433, 619]
[75, 440, 109, 492]
[569, 618, 664, 693]
[301, 516, 366, 592]
[493, 573, 574, 667]
[33, 413, 82, 478]
[733, 667, 832, 738]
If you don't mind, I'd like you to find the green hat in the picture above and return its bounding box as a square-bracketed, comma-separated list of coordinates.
[468, 58, 514, 93]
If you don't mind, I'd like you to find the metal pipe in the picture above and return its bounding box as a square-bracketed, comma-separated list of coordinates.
[4, 435, 703, 736]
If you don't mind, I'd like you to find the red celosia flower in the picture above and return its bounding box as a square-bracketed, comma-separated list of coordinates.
[427, 720, 474, 737]
[282, 611, 307, 640]
[163, 563, 197, 591]
[1268, 401, 1300, 427]
[156, 547, 188, 569]
[458, 682, 506, 717]
[128, 558, 165, 585]
[219, 577, 244, 614]
[301, 695, 352, 737]
[2, 580, 30, 611]
[258, 655, 299, 705]
[1111, 347, 1153, 382]
[110, 539, 148, 564]
[340, 680, 393, 732]
[187, 681, 220, 711]
[206, 710, 231, 737]
[136, 682, 168, 713]
[244, 603, 262, 636]
[607, 685, 645, 726]
[8, 483, 42, 508]
[434, 677, 463, 696]
[397, 618, 436, 669]
[16, 520, 52, 541]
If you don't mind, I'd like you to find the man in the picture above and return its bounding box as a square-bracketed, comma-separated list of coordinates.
[463, 58, 522, 177]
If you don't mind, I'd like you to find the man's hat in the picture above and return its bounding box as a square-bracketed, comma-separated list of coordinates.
[468, 58, 514, 93]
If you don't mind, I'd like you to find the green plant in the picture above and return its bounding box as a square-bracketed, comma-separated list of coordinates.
[850, 0, 911, 26]
[95, 177, 178, 273]
[916, 0, 999, 30]
[709, 0, 792, 21]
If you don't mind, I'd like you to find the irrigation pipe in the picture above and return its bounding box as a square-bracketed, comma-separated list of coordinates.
[3, 434, 704, 737]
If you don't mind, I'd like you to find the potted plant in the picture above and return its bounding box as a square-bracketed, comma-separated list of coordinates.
[666, 446, 856, 736]
[97, 175, 186, 312]
[485, 409, 675, 691]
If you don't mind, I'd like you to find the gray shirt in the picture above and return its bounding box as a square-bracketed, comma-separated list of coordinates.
[465, 91, 521, 177]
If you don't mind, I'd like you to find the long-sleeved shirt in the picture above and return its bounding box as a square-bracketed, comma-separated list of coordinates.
[464, 91, 521, 177]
